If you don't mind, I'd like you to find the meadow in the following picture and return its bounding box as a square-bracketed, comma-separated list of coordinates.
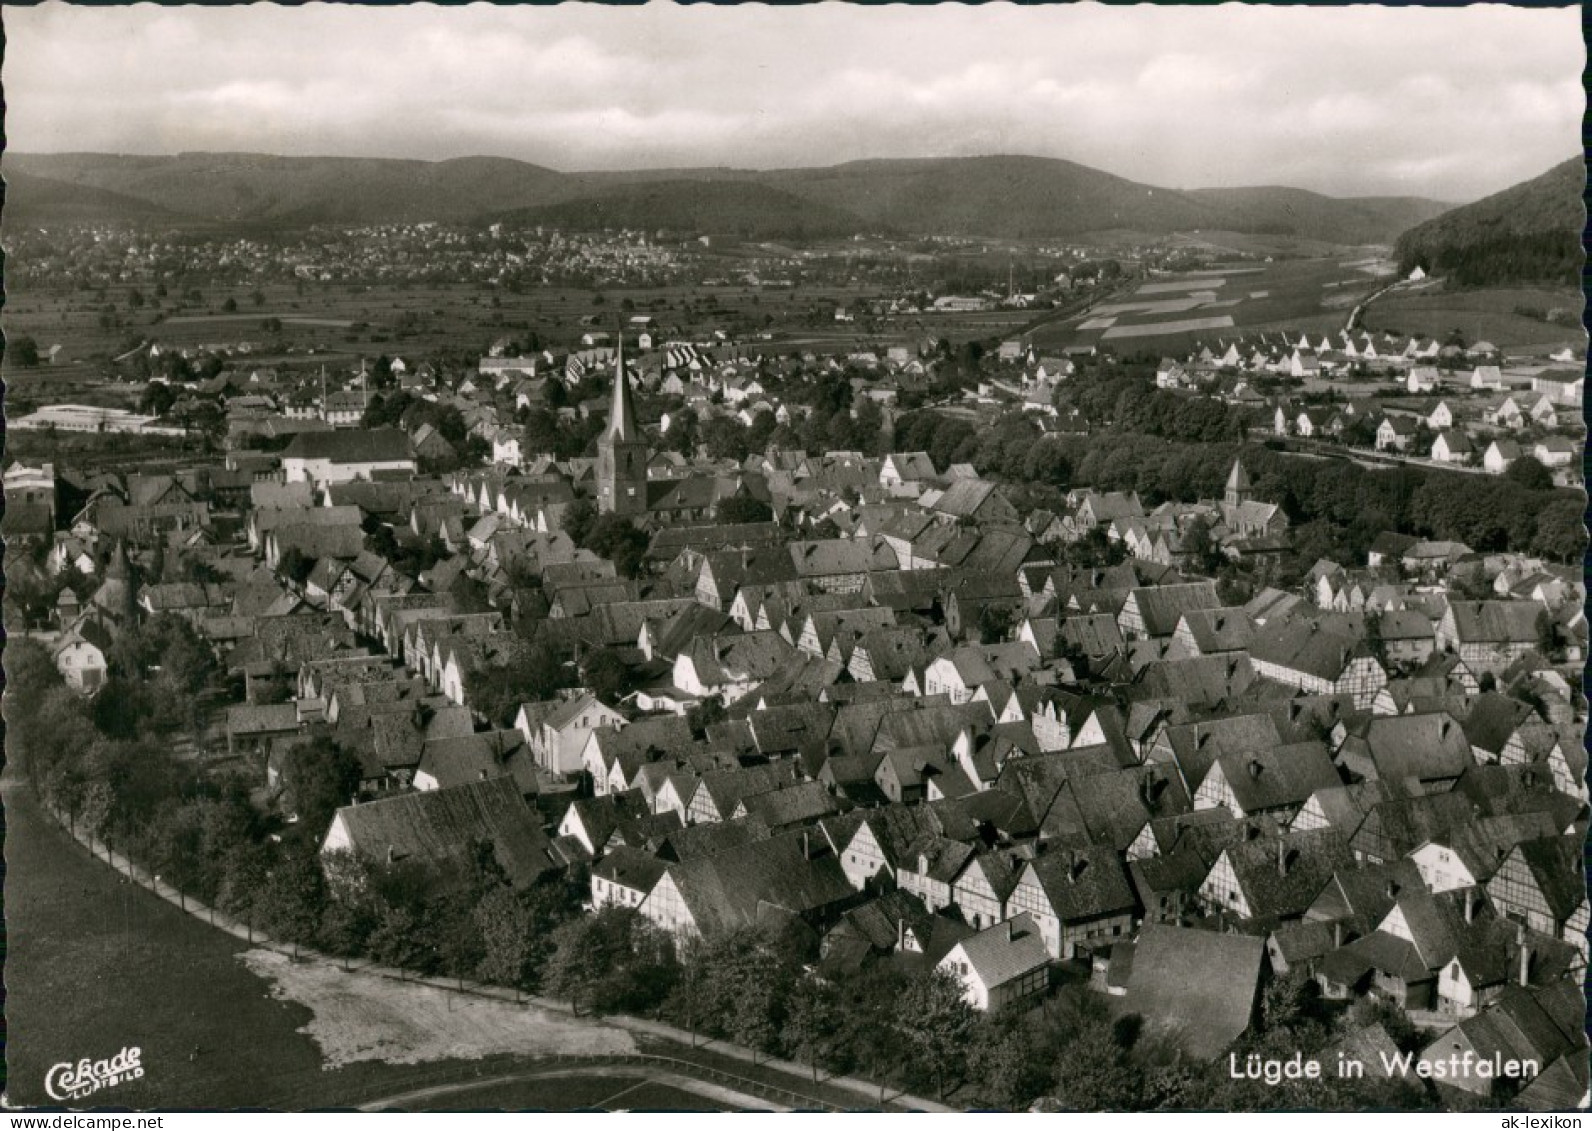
[1357, 284, 1584, 350]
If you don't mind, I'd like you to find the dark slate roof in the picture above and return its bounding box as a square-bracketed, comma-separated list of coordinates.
[664, 829, 858, 935]
[326, 776, 556, 888]
[1224, 827, 1354, 920]
[1016, 842, 1137, 921]
[1123, 924, 1266, 1061]
[282, 428, 414, 463]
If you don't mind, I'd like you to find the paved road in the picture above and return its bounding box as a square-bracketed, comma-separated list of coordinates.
[362, 1065, 785, 1113]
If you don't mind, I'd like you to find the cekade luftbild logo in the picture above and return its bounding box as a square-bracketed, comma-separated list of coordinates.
[44, 1047, 144, 1102]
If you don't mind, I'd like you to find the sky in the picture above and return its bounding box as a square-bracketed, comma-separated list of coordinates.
[4, 2, 1583, 202]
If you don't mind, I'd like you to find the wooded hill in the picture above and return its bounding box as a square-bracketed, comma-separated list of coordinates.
[6, 150, 1448, 244]
[1394, 157, 1585, 287]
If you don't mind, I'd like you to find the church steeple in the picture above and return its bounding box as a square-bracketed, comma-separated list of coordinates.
[1224, 458, 1252, 509]
[596, 330, 647, 516]
[604, 330, 638, 443]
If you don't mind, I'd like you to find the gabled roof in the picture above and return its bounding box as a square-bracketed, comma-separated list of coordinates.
[944, 913, 1049, 989]
[1016, 842, 1137, 921]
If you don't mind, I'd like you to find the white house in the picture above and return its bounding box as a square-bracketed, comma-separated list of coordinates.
[1483, 440, 1521, 475]
[937, 914, 1051, 1011]
[53, 631, 108, 694]
[1430, 430, 1472, 464]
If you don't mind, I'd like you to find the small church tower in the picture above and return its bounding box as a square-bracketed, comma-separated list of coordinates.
[1224, 459, 1253, 509]
[596, 333, 647, 516]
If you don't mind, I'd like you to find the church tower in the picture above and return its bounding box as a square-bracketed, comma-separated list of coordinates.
[596, 333, 647, 516]
[1224, 458, 1252, 509]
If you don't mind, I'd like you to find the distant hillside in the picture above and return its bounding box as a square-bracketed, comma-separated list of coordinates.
[7, 150, 1450, 244]
[755, 156, 1232, 239]
[492, 179, 870, 240]
[4, 152, 572, 224]
[1, 169, 177, 224]
[1186, 186, 1450, 246]
[1393, 157, 1585, 287]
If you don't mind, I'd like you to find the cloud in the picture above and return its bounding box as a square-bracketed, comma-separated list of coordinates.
[3, 1, 1581, 201]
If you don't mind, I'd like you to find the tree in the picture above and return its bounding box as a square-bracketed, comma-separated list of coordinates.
[7, 332, 43, 369]
[222, 297, 238, 313]
[253, 850, 328, 956]
[1502, 455, 1554, 491]
[1531, 497, 1586, 563]
[579, 648, 632, 704]
[367, 905, 430, 976]
[140, 382, 179, 417]
[1181, 515, 1224, 576]
[283, 737, 364, 839]
[895, 968, 977, 1100]
[542, 907, 671, 1015]
[582, 514, 649, 579]
[970, 1016, 1059, 1110]
[785, 977, 844, 1082]
[561, 497, 597, 546]
[1049, 1018, 1142, 1110]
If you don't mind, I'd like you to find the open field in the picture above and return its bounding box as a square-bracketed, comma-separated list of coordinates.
[239, 949, 635, 1070]
[2, 277, 926, 373]
[1358, 284, 1584, 350]
[1028, 255, 1395, 351]
[3, 770, 327, 1109]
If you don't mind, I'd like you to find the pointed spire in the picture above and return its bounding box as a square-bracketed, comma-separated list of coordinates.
[605, 328, 638, 442]
[1226, 458, 1251, 493]
[106, 539, 132, 580]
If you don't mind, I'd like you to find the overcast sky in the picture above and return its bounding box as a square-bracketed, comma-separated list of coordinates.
[5, 2, 1582, 202]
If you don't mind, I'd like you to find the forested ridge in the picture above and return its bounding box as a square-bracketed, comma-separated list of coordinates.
[1394, 158, 1584, 287]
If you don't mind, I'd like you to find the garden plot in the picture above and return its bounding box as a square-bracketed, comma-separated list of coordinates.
[1138, 278, 1227, 295]
[1090, 297, 1208, 317]
[1102, 315, 1235, 339]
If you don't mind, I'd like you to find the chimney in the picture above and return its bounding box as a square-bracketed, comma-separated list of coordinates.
[1248, 759, 1264, 780]
[1464, 887, 1478, 924]
[1385, 881, 1399, 900]
[1276, 841, 1288, 876]
[1004, 919, 1014, 943]
[1332, 920, 1343, 948]
[802, 830, 811, 860]
[1518, 944, 1532, 987]
[386, 845, 397, 865]
[897, 917, 905, 951]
